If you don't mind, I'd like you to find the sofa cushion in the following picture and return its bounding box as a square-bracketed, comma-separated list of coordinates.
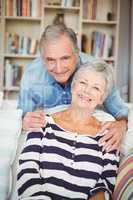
[0, 109, 22, 200]
[113, 149, 133, 200]
[121, 105, 133, 155]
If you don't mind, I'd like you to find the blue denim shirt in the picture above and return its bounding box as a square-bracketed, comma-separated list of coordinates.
[18, 52, 128, 118]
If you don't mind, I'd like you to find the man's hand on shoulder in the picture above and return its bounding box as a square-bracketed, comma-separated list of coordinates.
[22, 111, 46, 132]
[98, 118, 127, 152]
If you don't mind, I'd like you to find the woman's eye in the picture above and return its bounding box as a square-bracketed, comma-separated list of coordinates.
[79, 81, 86, 85]
[94, 87, 100, 91]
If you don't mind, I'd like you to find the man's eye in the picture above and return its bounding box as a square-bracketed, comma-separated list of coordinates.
[47, 59, 55, 64]
[48, 59, 54, 62]
[61, 56, 70, 61]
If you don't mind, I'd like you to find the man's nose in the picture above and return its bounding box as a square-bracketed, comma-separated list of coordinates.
[55, 59, 62, 72]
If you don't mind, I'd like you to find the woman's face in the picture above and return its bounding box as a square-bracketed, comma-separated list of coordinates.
[71, 70, 106, 112]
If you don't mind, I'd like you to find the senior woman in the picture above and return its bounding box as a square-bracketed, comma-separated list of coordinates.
[17, 60, 119, 200]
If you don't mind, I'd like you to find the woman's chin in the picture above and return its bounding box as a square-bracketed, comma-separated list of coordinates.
[77, 104, 92, 110]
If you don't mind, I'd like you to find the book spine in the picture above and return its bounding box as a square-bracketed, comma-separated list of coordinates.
[5, 59, 13, 88]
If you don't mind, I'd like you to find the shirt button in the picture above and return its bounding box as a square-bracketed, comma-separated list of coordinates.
[72, 154, 75, 159]
[70, 161, 73, 165]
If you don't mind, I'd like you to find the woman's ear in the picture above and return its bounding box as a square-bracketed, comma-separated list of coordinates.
[99, 94, 106, 106]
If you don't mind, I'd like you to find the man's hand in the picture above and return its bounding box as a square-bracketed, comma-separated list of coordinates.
[98, 119, 127, 152]
[22, 111, 46, 132]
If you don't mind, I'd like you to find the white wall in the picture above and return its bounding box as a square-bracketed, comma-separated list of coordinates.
[129, 0, 133, 102]
[116, 0, 130, 101]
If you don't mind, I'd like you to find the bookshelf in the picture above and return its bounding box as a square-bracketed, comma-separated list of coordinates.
[1, 0, 42, 99]
[0, 0, 130, 100]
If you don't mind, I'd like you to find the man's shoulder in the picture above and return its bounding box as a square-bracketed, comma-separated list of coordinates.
[23, 57, 49, 79]
[78, 52, 95, 65]
[21, 57, 51, 85]
[26, 57, 45, 73]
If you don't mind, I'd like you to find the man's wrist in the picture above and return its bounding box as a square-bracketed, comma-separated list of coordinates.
[117, 117, 128, 123]
[117, 118, 128, 132]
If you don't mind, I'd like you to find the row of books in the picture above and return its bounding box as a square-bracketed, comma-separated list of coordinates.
[4, 59, 23, 88]
[82, 31, 114, 59]
[6, 32, 39, 55]
[5, 0, 41, 17]
[83, 0, 97, 20]
[45, 0, 79, 7]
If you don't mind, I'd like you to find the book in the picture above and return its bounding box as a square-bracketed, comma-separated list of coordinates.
[6, 32, 38, 55]
[5, 59, 13, 88]
[6, 0, 13, 16]
[5, 59, 23, 88]
[29, 38, 38, 55]
[31, 0, 41, 17]
[82, 0, 88, 19]
[12, 64, 23, 86]
[22, 0, 27, 16]
[102, 34, 113, 59]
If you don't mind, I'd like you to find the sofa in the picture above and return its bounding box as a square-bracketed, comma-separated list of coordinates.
[0, 100, 133, 200]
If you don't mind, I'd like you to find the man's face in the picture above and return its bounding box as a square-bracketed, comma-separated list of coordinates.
[42, 35, 79, 85]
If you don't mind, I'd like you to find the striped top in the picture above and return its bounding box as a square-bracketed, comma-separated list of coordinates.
[17, 115, 119, 200]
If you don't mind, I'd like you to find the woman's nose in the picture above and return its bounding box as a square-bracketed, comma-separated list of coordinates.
[84, 85, 91, 93]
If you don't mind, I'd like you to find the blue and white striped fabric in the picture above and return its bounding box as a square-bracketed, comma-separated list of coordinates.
[17, 115, 119, 200]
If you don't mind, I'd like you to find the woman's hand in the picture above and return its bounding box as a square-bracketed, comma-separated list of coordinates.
[22, 111, 46, 132]
[98, 119, 127, 152]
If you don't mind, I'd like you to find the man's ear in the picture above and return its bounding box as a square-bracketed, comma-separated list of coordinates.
[77, 48, 80, 57]
[75, 48, 80, 59]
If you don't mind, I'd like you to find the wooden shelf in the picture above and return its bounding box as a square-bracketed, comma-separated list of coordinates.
[4, 16, 42, 21]
[44, 5, 80, 11]
[82, 19, 117, 25]
[4, 54, 39, 59]
[4, 86, 20, 91]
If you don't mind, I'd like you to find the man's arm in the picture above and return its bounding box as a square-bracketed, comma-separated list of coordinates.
[104, 88, 128, 119]
[99, 88, 128, 152]
[18, 85, 46, 131]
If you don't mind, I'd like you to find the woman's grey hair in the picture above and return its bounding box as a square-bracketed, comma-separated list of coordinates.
[39, 24, 79, 54]
[71, 60, 114, 99]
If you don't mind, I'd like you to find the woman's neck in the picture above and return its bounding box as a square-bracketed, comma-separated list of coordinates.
[66, 105, 93, 125]
[53, 105, 101, 135]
